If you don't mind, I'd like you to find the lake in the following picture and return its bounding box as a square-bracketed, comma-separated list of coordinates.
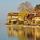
[0, 24, 19, 40]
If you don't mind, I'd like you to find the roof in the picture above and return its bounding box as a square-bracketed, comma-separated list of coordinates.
[8, 12, 18, 16]
[27, 14, 34, 20]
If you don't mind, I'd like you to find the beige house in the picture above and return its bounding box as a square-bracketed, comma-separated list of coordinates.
[32, 12, 40, 25]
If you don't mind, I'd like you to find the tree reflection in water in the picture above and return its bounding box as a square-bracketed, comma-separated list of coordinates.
[27, 32, 34, 40]
[36, 37, 40, 40]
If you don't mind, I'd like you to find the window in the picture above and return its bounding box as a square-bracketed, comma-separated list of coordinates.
[19, 21, 24, 24]
[9, 21, 11, 23]
[8, 21, 11, 25]
[33, 20, 35, 23]
[13, 21, 17, 24]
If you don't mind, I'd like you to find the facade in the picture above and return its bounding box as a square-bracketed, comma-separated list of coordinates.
[32, 17, 40, 25]
[7, 12, 19, 36]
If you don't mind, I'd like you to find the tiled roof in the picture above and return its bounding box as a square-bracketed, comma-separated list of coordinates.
[27, 14, 34, 20]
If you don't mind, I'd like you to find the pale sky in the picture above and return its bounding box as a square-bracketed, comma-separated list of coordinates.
[0, 0, 40, 16]
[0, 0, 40, 21]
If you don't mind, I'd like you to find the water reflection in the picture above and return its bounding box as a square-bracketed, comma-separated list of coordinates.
[8, 36, 19, 40]
[0, 24, 19, 40]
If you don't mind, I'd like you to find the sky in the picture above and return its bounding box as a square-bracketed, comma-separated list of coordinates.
[0, 0, 40, 40]
[0, 0, 40, 23]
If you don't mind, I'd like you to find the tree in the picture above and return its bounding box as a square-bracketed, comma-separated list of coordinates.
[35, 4, 40, 10]
[34, 4, 40, 14]
[18, 1, 33, 20]
[18, 1, 33, 12]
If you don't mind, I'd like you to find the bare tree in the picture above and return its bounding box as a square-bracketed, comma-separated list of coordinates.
[18, 1, 33, 12]
[18, 1, 33, 21]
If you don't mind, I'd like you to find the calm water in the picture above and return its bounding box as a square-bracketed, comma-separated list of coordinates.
[0, 24, 19, 40]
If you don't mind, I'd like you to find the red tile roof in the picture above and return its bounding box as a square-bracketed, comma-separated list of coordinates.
[27, 14, 34, 20]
